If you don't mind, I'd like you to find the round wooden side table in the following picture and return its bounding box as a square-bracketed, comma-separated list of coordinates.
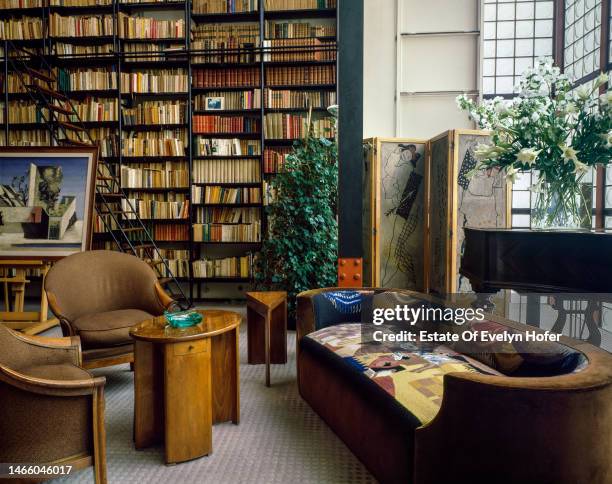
[130, 309, 241, 464]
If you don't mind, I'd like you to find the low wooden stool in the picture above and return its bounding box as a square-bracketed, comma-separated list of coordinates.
[246, 291, 287, 387]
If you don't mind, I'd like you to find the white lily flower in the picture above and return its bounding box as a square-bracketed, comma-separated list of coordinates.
[573, 159, 589, 175]
[600, 91, 612, 106]
[604, 131, 612, 149]
[559, 144, 579, 163]
[516, 148, 541, 166]
[595, 73, 609, 88]
[505, 165, 519, 184]
[474, 143, 494, 161]
[576, 85, 591, 101]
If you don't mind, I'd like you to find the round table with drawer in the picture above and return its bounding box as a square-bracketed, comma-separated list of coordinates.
[130, 309, 240, 464]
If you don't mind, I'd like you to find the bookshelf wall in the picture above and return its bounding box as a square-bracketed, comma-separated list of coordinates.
[0, 0, 337, 300]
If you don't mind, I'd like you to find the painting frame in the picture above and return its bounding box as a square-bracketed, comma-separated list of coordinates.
[0, 147, 98, 260]
[205, 97, 225, 111]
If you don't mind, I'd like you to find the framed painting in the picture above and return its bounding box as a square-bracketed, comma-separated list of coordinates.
[363, 137, 428, 290]
[0, 147, 98, 259]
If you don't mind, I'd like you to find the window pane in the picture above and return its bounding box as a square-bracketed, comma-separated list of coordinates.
[564, 0, 602, 83]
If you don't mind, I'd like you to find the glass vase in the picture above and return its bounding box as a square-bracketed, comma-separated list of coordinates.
[530, 175, 593, 230]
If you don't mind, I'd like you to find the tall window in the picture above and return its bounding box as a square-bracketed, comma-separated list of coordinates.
[564, 0, 602, 83]
[482, 0, 555, 97]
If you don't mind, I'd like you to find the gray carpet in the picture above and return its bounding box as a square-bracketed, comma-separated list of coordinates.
[51, 304, 376, 484]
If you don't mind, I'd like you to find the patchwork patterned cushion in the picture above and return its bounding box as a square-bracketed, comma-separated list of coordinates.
[305, 323, 501, 425]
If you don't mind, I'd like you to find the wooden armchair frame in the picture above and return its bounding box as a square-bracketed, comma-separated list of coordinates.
[0, 329, 107, 483]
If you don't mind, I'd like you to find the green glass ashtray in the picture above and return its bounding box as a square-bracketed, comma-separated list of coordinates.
[164, 310, 203, 328]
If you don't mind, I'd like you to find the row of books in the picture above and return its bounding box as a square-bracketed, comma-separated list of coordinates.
[192, 255, 253, 279]
[192, 0, 257, 14]
[6, 101, 46, 124]
[193, 137, 261, 156]
[136, 224, 190, 241]
[193, 158, 261, 183]
[193, 68, 260, 88]
[195, 206, 260, 223]
[192, 114, 260, 134]
[122, 101, 186, 126]
[54, 43, 113, 57]
[72, 98, 118, 122]
[118, 13, 185, 40]
[51, 0, 111, 5]
[122, 197, 190, 220]
[192, 22, 259, 47]
[92, 129, 118, 157]
[4, 130, 50, 146]
[263, 113, 334, 139]
[264, 20, 335, 39]
[94, 213, 119, 233]
[123, 43, 186, 62]
[193, 222, 261, 242]
[263, 38, 336, 62]
[0, 0, 42, 8]
[264, 88, 335, 109]
[266, 65, 335, 85]
[194, 90, 261, 111]
[122, 130, 187, 157]
[121, 70, 188, 93]
[155, 258, 189, 278]
[146, 248, 189, 265]
[49, 13, 114, 38]
[1, 17, 43, 40]
[192, 185, 262, 204]
[57, 68, 118, 92]
[263, 146, 290, 173]
[120, 163, 189, 189]
[264, 0, 335, 10]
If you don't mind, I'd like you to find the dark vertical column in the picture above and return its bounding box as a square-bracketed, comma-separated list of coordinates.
[337, 0, 364, 258]
[553, 0, 565, 70]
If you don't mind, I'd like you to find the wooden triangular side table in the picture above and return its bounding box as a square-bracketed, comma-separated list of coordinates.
[245, 291, 287, 387]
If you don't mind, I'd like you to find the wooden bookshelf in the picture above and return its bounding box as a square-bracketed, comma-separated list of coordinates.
[0, 0, 337, 299]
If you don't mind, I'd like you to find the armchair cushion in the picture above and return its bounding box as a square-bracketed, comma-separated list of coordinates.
[19, 363, 92, 382]
[74, 309, 154, 349]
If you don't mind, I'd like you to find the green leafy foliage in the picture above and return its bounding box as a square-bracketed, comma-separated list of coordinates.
[255, 125, 338, 322]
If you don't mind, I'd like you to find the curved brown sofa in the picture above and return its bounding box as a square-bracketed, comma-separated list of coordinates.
[297, 287, 612, 484]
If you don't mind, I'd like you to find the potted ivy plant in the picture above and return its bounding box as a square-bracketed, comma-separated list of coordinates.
[255, 107, 338, 326]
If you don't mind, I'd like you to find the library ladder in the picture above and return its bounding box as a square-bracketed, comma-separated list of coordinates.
[5, 42, 192, 309]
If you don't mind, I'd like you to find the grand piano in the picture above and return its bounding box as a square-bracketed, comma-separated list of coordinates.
[460, 228, 612, 348]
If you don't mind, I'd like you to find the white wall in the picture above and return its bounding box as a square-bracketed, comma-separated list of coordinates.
[363, 0, 397, 138]
[363, 0, 478, 139]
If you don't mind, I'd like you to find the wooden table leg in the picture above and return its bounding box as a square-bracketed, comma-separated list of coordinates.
[211, 327, 240, 424]
[164, 339, 212, 464]
[265, 309, 271, 387]
[133, 340, 164, 449]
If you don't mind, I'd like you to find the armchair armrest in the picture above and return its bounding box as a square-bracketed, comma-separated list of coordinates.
[5, 328, 82, 367]
[0, 363, 105, 397]
[154, 281, 176, 311]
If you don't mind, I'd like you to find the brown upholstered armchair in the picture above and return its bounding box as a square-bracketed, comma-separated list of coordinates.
[45, 250, 175, 370]
[0, 325, 107, 483]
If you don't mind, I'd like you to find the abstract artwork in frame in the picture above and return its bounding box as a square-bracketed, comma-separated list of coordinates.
[363, 138, 427, 290]
[0, 147, 98, 259]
